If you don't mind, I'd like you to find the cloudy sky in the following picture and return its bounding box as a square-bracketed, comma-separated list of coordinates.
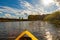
[0, 0, 60, 19]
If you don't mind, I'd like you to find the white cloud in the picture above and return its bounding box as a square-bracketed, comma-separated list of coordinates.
[19, 0, 45, 14]
[55, 0, 60, 6]
[5, 14, 11, 17]
[4, 13, 19, 19]
[0, 11, 2, 14]
[0, 6, 20, 14]
[0, 6, 32, 15]
[21, 1, 33, 8]
[19, 0, 60, 14]
[0, 6, 31, 19]
[20, 1, 34, 11]
[0, 0, 60, 19]
[0, 6, 21, 18]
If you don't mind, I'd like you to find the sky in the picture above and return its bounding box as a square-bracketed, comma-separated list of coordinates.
[0, 0, 60, 19]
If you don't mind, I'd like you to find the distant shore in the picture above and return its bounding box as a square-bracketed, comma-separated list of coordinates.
[0, 15, 48, 22]
[0, 18, 43, 22]
[0, 18, 28, 22]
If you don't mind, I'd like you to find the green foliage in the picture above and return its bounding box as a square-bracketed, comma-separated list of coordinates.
[44, 11, 60, 27]
[44, 11, 60, 21]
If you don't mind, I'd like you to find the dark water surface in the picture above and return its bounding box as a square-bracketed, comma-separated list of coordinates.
[0, 21, 60, 40]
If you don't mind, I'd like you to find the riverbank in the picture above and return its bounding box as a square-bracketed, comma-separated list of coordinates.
[0, 18, 28, 22]
[0, 18, 44, 22]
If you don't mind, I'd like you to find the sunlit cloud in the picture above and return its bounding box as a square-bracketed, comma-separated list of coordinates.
[19, 0, 60, 14]
[41, 0, 55, 6]
[19, 0, 46, 14]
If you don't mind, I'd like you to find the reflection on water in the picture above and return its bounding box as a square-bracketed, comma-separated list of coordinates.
[0, 21, 60, 40]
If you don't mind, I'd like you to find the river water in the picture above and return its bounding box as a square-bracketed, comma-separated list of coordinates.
[0, 21, 60, 40]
